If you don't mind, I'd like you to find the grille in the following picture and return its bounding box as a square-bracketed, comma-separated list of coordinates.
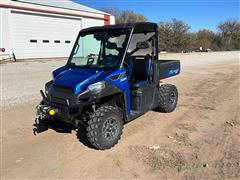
[53, 85, 73, 94]
[51, 96, 67, 106]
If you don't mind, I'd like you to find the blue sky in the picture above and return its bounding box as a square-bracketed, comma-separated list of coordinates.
[74, 0, 239, 32]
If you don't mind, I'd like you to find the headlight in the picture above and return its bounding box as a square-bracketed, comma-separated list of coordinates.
[88, 82, 105, 94]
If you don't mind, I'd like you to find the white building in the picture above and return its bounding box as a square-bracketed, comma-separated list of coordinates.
[0, 0, 115, 59]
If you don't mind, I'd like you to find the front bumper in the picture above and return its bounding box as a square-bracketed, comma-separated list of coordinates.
[37, 87, 95, 124]
[37, 101, 85, 123]
[41, 80, 121, 123]
[42, 81, 95, 122]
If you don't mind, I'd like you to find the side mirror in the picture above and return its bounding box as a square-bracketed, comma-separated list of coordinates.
[136, 41, 150, 49]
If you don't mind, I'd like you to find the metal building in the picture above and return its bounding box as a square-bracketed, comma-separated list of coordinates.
[0, 0, 115, 59]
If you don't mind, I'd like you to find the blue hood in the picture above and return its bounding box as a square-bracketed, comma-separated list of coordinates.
[53, 66, 113, 94]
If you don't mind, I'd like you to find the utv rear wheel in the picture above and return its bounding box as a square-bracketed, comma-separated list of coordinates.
[86, 106, 123, 150]
[157, 84, 178, 113]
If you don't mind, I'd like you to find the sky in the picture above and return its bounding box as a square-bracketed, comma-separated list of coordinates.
[74, 0, 239, 32]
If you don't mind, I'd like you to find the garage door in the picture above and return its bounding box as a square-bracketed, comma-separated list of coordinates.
[11, 11, 81, 59]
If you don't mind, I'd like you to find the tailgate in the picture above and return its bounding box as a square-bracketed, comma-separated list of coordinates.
[158, 60, 180, 80]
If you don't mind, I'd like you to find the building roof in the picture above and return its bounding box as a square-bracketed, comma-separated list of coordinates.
[15, 0, 110, 15]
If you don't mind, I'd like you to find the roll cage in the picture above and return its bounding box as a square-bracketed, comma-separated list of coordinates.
[67, 22, 159, 70]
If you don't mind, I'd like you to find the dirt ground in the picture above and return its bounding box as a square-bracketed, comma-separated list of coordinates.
[1, 51, 240, 179]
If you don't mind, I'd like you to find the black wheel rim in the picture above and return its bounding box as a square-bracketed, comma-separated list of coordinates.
[169, 91, 176, 105]
[102, 118, 119, 141]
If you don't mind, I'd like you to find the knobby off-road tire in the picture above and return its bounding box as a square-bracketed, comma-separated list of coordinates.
[157, 84, 178, 113]
[86, 106, 123, 150]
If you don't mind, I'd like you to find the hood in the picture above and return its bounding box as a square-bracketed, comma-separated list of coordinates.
[53, 66, 112, 93]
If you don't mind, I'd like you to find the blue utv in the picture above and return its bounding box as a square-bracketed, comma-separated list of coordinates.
[36, 22, 180, 150]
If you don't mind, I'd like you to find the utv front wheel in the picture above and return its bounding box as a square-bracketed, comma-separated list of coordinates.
[157, 84, 178, 113]
[86, 106, 123, 150]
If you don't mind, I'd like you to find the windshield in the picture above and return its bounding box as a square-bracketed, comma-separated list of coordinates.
[68, 29, 130, 69]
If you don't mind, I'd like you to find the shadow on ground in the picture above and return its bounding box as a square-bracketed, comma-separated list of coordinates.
[33, 118, 95, 149]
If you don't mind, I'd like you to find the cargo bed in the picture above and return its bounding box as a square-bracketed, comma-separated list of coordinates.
[158, 60, 181, 80]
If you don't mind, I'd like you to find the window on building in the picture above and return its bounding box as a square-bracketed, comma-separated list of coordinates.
[65, 40, 71, 44]
[30, 40, 37, 43]
[43, 40, 50, 43]
[54, 40, 60, 43]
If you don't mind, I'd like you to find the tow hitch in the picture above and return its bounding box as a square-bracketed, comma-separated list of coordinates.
[36, 104, 49, 123]
[36, 104, 59, 119]
[36, 90, 59, 123]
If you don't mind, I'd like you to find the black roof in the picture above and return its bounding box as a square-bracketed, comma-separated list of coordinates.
[81, 22, 158, 33]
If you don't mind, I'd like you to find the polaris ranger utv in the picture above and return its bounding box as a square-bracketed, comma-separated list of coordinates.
[36, 22, 180, 150]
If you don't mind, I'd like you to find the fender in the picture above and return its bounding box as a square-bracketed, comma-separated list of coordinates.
[105, 67, 130, 116]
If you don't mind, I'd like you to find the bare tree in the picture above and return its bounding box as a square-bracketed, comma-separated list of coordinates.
[101, 8, 239, 51]
[195, 29, 215, 50]
[210, 33, 223, 51]
[218, 19, 240, 50]
[158, 18, 190, 52]
[101, 8, 147, 24]
[158, 21, 172, 51]
[118, 10, 147, 23]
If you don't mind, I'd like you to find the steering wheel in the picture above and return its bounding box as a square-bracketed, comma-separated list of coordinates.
[87, 57, 94, 65]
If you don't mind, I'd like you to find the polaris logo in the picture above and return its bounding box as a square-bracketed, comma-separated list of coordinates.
[169, 69, 179, 74]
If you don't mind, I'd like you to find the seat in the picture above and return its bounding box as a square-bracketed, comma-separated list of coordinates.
[127, 56, 151, 88]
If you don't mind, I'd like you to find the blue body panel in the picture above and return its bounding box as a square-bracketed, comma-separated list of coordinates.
[53, 66, 131, 114]
[159, 60, 181, 80]
[163, 66, 180, 78]
[105, 67, 131, 114]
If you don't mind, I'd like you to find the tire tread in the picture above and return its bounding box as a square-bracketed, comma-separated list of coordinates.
[157, 84, 178, 113]
[86, 106, 123, 150]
